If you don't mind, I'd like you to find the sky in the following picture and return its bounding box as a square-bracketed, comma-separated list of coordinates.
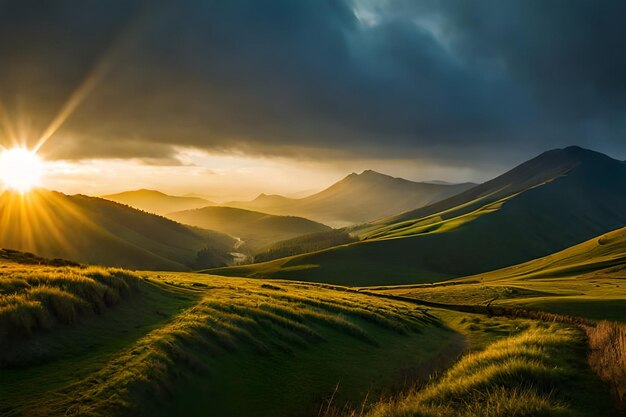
[0, 0, 625, 199]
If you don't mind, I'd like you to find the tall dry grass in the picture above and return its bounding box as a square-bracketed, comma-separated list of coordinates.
[585, 321, 626, 410]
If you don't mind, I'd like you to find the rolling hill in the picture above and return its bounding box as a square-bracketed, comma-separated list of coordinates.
[167, 206, 331, 253]
[1, 256, 615, 417]
[463, 225, 626, 284]
[226, 170, 475, 227]
[102, 189, 214, 215]
[210, 146, 626, 286]
[0, 189, 235, 270]
[375, 225, 626, 323]
[1, 258, 461, 417]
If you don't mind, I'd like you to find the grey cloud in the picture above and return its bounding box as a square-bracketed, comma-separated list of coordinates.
[0, 0, 625, 168]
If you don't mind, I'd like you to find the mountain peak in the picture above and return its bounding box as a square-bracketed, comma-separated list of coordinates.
[516, 146, 622, 175]
[343, 170, 394, 182]
[548, 145, 612, 159]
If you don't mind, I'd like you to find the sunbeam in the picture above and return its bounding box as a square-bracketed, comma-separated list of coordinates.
[33, 5, 151, 153]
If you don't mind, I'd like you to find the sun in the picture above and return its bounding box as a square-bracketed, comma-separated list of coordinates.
[0, 147, 45, 193]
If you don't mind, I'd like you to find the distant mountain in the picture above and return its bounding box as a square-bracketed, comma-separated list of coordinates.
[0, 190, 235, 271]
[167, 206, 331, 252]
[210, 147, 626, 286]
[226, 170, 476, 227]
[102, 189, 214, 215]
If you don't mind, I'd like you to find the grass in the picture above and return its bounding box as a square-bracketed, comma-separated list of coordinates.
[3, 264, 463, 417]
[253, 229, 357, 263]
[348, 222, 626, 414]
[0, 262, 142, 354]
[0, 278, 196, 410]
[4, 241, 625, 416]
[373, 226, 626, 323]
[355, 325, 613, 417]
[585, 321, 626, 410]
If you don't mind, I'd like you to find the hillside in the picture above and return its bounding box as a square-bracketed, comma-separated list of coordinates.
[210, 147, 626, 285]
[0, 190, 235, 271]
[167, 206, 331, 252]
[1, 260, 462, 417]
[226, 170, 475, 226]
[462, 225, 626, 283]
[2, 258, 616, 417]
[102, 189, 214, 215]
[253, 229, 357, 263]
[374, 225, 626, 324]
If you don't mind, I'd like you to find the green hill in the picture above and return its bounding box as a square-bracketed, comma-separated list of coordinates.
[375, 226, 626, 322]
[2, 255, 615, 417]
[226, 170, 475, 227]
[253, 229, 357, 263]
[102, 189, 214, 215]
[462, 225, 626, 283]
[210, 147, 626, 286]
[0, 190, 235, 271]
[1, 258, 461, 417]
[167, 206, 331, 253]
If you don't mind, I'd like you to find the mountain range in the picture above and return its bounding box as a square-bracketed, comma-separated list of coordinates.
[225, 170, 476, 227]
[210, 146, 626, 285]
[102, 189, 214, 215]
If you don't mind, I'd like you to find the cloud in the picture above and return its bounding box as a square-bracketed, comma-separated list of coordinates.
[0, 0, 625, 169]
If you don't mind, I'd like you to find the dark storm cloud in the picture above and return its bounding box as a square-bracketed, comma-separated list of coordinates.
[0, 0, 625, 165]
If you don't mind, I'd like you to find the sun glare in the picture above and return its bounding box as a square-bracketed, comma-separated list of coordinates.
[0, 147, 44, 193]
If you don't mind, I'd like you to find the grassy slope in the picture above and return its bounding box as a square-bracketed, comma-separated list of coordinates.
[2, 264, 463, 417]
[362, 324, 613, 417]
[378, 226, 626, 322]
[227, 170, 475, 227]
[1, 255, 617, 416]
[0, 190, 235, 270]
[102, 189, 214, 216]
[167, 206, 331, 252]
[0, 263, 142, 360]
[253, 229, 357, 263]
[210, 146, 626, 286]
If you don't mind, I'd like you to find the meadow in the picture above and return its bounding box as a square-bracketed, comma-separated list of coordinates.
[1, 256, 457, 417]
[2, 245, 625, 417]
[0, 261, 142, 364]
[358, 325, 612, 417]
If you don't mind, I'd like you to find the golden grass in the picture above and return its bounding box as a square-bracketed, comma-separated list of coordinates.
[0, 264, 141, 343]
[585, 321, 626, 409]
[351, 325, 596, 417]
[13, 278, 437, 417]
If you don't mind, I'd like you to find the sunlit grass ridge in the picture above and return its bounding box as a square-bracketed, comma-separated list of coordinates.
[362, 325, 607, 417]
[0, 263, 141, 347]
[8, 274, 443, 417]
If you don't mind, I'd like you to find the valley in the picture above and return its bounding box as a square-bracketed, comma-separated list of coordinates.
[3, 4, 625, 415]
[2, 244, 623, 416]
